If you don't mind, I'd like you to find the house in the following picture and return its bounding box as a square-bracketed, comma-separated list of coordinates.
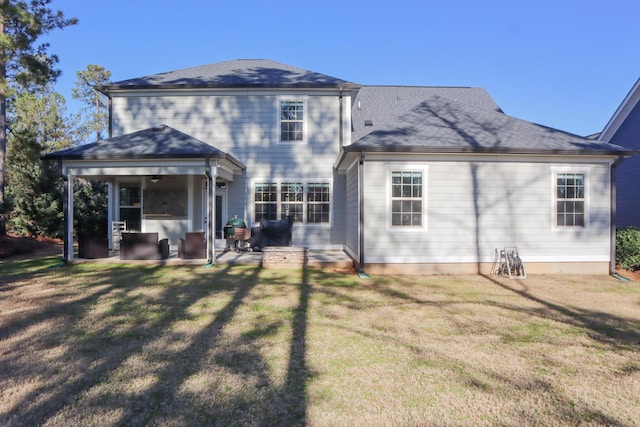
[46, 59, 636, 274]
[598, 77, 640, 228]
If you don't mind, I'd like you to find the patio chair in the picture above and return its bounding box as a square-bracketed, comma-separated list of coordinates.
[178, 232, 206, 259]
[111, 220, 127, 251]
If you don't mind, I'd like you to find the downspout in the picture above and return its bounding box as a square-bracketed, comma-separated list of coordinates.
[339, 88, 343, 148]
[610, 154, 625, 276]
[358, 153, 368, 277]
[105, 89, 113, 138]
[205, 158, 215, 265]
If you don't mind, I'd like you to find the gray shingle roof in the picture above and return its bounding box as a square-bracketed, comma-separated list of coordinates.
[100, 59, 360, 91]
[44, 125, 245, 167]
[351, 86, 502, 142]
[347, 95, 635, 155]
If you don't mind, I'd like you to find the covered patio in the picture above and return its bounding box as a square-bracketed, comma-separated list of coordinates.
[45, 125, 245, 264]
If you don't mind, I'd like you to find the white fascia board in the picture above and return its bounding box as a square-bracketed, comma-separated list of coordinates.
[64, 159, 208, 177]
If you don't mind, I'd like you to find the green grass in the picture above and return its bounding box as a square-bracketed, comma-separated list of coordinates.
[1, 256, 639, 426]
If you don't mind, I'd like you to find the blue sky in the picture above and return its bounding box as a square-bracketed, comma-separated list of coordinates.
[43, 0, 640, 137]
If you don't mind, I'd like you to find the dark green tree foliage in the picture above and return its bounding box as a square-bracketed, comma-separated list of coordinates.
[6, 86, 72, 237]
[72, 64, 110, 142]
[71, 64, 110, 237]
[616, 227, 640, 271]
[0, 0, 77, 235]
[74, 179, 107, 238]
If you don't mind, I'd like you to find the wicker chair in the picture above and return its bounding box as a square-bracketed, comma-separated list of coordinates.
[178, 232, 206, 259]
[120, 232, 169, 260]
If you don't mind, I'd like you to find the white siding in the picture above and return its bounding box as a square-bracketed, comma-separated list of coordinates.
[345, 161, 359, 259]
[362, 155, 612, 264]
[111, 91, 343, 248]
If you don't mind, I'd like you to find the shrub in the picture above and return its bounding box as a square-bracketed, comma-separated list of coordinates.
[616, 227, 640, 271]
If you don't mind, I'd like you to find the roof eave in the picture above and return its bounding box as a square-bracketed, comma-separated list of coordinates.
[343, 145, 640, 157]
[45, 152, 242, 162]
[218, 153, 246, 171]
[98, 82, 362, 93]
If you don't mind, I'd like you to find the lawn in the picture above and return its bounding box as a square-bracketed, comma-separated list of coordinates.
[1, 256, 639, 426]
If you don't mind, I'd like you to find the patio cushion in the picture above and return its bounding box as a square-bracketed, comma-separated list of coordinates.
[120, 232, 168, 260]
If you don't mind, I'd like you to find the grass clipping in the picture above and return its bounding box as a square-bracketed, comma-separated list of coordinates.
[0, 259, 639, 426]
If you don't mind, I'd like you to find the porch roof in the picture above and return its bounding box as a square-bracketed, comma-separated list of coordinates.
[44, 125, 245, 170]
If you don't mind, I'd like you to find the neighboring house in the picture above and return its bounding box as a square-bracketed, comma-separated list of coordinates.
[46, 59, 635, 274]
[598, 77, 640, 228]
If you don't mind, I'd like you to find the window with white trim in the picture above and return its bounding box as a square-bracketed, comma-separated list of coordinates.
[307, 183, 330, 223]
[279, 99, 305, 142]
[254, 181, 330, 224]
[555, 172, 585, 227]
[255, 183, 278, 222]
[390, 170, 423, 227]
[281, 182, 304, 222]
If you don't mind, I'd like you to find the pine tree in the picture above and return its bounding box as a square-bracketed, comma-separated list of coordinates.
[71, 64, 111, 237]
[0, 0, 77, 235]
[72, 64, 111, 142]
[6, 86, 74, 237]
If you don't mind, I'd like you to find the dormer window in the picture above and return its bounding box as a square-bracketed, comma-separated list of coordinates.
[279, 97, 306, 142]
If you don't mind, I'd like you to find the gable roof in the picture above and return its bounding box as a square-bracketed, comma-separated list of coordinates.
[345, 95, 635, 156]
[598, 77, 640, 144]
[99, 59, 361, 92]
[44, 125, 245, 168]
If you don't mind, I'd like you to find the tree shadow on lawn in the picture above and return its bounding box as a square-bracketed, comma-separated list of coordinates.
[310, 271, 635, 425]
[337, 272, 640, 349]
[482, 274, 640, 349]
[1, 259, 312, 426]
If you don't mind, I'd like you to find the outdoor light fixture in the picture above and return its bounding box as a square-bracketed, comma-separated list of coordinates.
[150, 175, 161, 183]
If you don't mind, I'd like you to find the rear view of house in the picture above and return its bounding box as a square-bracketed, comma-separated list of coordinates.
[46, 59, 635, 274]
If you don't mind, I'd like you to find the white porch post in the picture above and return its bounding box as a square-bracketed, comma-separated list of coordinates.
[107, 181, 114, 250]
[206, 159, 218, 264]
[65, 172, 74, 261]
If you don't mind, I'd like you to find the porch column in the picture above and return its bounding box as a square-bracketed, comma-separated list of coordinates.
[206, 160, 218, 264]
[107, 181, 114, 250]
[64, 172, 74, 261]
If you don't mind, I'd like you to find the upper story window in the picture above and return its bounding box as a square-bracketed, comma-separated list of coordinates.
[279, 98, 306, 142]
[555, 171, 586, 228]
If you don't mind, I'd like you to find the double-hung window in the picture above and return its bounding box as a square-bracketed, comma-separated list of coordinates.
[255, 183, 278, 222]
[281, 183, 304, 222]
[388, 165, 427, 229]
[555, 171, 586, 228]
[307, 183, 330, 223]
[279, 98, 306, 142]
[254, 181, 330, 224]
